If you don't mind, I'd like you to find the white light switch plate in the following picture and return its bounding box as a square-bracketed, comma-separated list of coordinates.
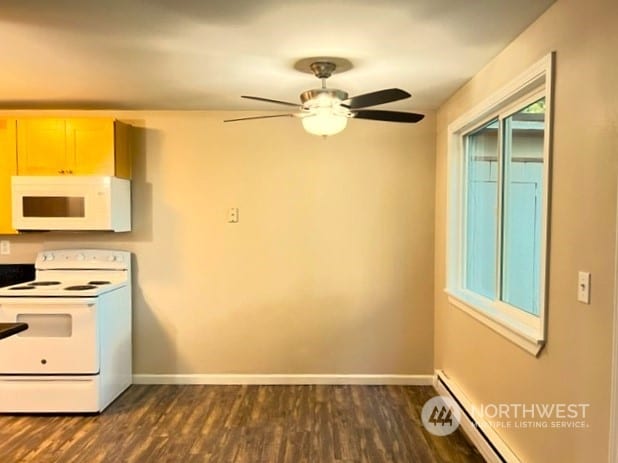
[228, 207, 239, 223]
[578, 271, 591, 304]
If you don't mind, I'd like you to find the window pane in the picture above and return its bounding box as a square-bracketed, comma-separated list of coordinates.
[464, 119, 499, 299]
[501, 98, 545, 315]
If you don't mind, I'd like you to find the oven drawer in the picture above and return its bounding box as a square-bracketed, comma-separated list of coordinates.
[0, 299, 99, 374]
[0, 376, 100, 412]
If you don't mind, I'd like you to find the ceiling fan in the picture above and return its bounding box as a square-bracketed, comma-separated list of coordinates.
[224, 60, 424, 137]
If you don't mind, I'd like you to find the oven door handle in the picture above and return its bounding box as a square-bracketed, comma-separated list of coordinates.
[0, 303, 96, 317]
[0, 303, 94, 310]
[0, 300, 97, 308]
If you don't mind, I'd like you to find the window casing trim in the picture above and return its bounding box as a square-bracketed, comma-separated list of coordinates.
[445, 53, 553, 356]
[446, 291, 544, 355]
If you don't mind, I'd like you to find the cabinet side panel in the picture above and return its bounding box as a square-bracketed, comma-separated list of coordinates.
[114, 121, 132, 179]
[0, 119, 17, 234]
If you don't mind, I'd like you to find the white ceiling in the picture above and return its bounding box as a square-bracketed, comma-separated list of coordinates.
[0, 0, 555, 111]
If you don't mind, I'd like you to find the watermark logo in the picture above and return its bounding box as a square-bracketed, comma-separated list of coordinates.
[422, 397, 591, 436]
[469, 402, 590, 430]
[421, 396, 461, 436]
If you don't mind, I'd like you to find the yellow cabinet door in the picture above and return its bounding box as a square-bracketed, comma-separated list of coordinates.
[66, 118, 115, 176]
[16, 119, 67, 175]
[0, 119, 17, 234]
[16, 118, 131, 178]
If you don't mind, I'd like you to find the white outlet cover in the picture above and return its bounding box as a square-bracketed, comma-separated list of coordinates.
[0, 240, 10, 255]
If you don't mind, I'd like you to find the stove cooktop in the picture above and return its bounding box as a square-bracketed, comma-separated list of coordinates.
[0, 280, 126, 297]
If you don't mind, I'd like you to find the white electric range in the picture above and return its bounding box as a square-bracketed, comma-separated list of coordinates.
[0, 249, 132, 413]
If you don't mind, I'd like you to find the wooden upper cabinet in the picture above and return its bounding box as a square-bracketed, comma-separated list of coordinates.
[0, 119, 17, 235]
[67, 119, 115, 175]
[16, 118, 131, 178]
[16, 119, 66, 175]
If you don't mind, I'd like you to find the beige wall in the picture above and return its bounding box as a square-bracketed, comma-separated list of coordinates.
[435, 0, 618, 462]
[1, 109, 436, 375]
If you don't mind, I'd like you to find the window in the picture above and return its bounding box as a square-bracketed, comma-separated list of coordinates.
[446, 54, 553, 355]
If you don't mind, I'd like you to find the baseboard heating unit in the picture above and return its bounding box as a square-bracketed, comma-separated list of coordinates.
[433, 370, 521, 463]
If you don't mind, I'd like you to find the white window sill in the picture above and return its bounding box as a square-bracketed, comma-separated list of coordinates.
[445, 289, 545, 356]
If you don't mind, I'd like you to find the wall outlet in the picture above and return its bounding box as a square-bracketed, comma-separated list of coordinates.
[578, 271, 591, 304]
[0, 240, 10, 255]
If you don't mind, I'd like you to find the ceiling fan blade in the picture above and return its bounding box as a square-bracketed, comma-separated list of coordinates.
[352, 110, 424, 123]
[224, 114, 295, 122]
[241, 95, 301, 108]
[343, 88, 411, 109]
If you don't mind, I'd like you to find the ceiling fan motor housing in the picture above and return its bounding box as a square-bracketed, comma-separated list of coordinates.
[300, 88, 348, 106]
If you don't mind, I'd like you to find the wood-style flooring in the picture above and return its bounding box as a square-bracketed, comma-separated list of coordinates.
[0, 385, 484, 463]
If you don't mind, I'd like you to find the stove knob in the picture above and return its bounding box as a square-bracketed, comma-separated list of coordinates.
[76, 253, 85, 261]
[108, 255, 117, 262]
[44, 253, 54, 261]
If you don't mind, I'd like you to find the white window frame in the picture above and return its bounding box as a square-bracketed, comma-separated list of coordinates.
[445, 53, 553, 356]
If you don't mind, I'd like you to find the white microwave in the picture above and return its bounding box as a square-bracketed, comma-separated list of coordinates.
[11, 176, 131, 232]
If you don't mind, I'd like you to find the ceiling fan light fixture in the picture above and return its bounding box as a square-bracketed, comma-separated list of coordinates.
[301, 110, 348, 137]
[301, 92, 349, 136]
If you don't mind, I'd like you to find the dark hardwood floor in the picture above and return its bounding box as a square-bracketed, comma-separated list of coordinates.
[0, 385, 484, 463]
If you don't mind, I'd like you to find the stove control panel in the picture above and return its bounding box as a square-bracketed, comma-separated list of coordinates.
[36, 249, 130, 270]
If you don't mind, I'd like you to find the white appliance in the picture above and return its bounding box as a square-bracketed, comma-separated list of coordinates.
[11, 176, 131, 232]
[0, 249, 132, 413]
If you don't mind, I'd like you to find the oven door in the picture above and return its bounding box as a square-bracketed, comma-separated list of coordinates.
[0, 298, 99, 374]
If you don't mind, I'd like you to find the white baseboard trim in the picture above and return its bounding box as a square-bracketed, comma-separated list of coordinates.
[132, 374, 434, 386]
[434, 370, 520, 463]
